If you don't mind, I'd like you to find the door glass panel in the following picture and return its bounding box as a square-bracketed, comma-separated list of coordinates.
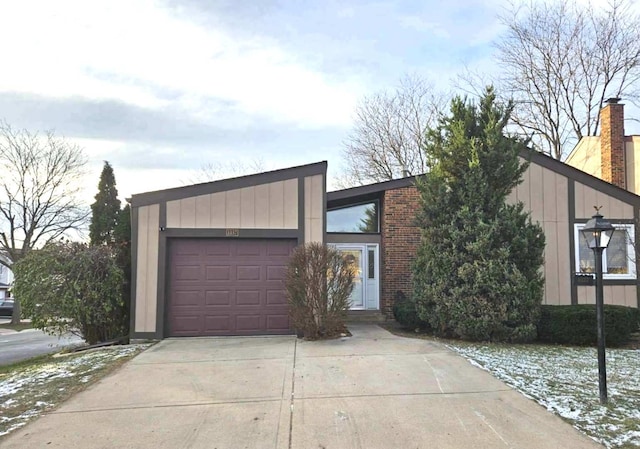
[368, 248, 375, 279]
[341, 249, 364, 308]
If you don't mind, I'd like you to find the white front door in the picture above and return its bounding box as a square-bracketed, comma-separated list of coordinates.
[335, 244, 379, 310]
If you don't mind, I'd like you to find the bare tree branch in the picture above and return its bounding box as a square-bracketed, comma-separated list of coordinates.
[184, 158, 268, 184]
[0, 122, 88, 323]
[492, 0, 640, 160]
[338, 74, 447, 187]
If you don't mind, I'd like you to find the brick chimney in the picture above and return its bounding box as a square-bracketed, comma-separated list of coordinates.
[600, 97, 626, 188]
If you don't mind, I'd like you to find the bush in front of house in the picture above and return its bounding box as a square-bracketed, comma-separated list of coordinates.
[285, 242, 355, 339]
[412, 88, 545, 343]
[537, 304, 640, 347]
[13, 242, 126, 345]
[393, 296, 431, 331]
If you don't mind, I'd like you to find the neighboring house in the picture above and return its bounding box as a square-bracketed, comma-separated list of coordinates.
[566, 98, 640, 193]
[130, 143, 640, 340]
[0, 256, 13, 299]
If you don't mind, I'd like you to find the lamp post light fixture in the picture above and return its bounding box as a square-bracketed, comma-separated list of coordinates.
[580, 210, 615, 405]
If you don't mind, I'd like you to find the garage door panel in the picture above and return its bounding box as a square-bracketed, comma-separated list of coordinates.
[174, 265, 201, 281]
[168, 238, 296, 336]
[172, 315, 203, 334]
[206, 241, 232, 256]
[206, 266, 231, 281]
[173, 290, 201, 307]
[205, 290, 231, 306]
[267, 241, 292, 256]
[236, 314, 262, 331]
[266, 289, 287, 305]
[237, 266, 261, 280]
[204, 315, 232, 332]
[236, 241, 262, 256]
[236, 290, 261, 306]
[266, 265, 286, 281]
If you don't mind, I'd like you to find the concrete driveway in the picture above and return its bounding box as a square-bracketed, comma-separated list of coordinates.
[0, 324, 600, 448]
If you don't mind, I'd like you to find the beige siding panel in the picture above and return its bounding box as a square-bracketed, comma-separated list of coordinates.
[556, 174, 569, 223]
[604, 285, 628, 307]
[225, 189, 241, 228]
[195, 195, 210, 228]
[624, 285, 637, 308]
[210, 192, 226, 228]
[240, 187, 256, 228]
[574, 182, 585, 219]
[135, 204, 159, 333]
[577, 286, 596, 304]
[166, 200, 180, 228]
[517, 166, 531, 211]
[180, 197, 196, 228]
[254, 184, 270, 228]
[309, 218, 323, 243]
[576, 183, 633, 219]
[303, 174, 324, 243]
[310, 175, 324, 219]
[542, 168, 557, 221]
[283, 178, 298, 228]
[528, 163, 544, 222]
[506, 188, 517, 206]
[268, 181, 285, 228]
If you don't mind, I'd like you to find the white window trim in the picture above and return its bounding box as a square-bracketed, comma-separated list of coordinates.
[574, 223, 637, 280]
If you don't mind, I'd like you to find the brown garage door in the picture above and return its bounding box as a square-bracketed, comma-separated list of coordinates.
[167, 238, 297, 337]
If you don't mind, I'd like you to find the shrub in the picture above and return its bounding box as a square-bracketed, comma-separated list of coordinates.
[285, 242, 354, 339]
[13, 242, 126, 345]
[393, 296, 430, 331]
[537, 305, 640, 347]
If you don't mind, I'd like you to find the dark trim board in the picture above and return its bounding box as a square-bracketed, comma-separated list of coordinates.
[636, 206, 640, 308]
[129, 205, 140, 338]
[132, 161, 327, 207]
[298, 177, 305, 244]
[326, 233, 382, 244]
[568, 179, 578, 305]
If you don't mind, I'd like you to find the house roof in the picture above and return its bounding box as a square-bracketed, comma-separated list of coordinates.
[327, 149, 640, 207]
[131, 161, 328, 207]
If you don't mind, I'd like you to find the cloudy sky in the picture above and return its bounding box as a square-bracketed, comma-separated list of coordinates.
[0, 0, 636, 203]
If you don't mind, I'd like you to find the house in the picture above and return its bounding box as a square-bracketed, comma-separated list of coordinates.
[0, 255, 13, 299]
[565, 98, 640, 192]
[129, 145, 640, 340]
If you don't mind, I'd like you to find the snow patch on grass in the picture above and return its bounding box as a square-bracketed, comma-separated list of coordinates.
[447, 342, 640, 448]
[0, 344, 150, 439]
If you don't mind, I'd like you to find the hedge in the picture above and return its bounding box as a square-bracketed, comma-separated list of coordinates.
[537, 304, 640, 347]
[393, 298, 430, 331]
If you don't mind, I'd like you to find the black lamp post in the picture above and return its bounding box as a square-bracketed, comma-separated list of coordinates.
[580, 211, 615, 405]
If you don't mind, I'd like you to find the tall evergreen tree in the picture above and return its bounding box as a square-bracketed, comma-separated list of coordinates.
[412, 87, 545, 342]
[90, 161, 121, 245]
[114, 203, 132, 334]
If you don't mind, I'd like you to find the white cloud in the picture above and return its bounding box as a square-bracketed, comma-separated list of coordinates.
[398, 15, 450, 39]
[0, 0, 362, 129]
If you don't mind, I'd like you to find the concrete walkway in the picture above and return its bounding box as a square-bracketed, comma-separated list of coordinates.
[0, 324, 600, 448]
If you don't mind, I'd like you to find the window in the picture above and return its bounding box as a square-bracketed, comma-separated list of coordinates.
[327, 201, 379, 233]
[574, 223, 636, 279]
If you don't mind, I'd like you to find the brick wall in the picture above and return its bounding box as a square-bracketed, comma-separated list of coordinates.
[600, 100, 626, 188]
[381, 186, 422, 317]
